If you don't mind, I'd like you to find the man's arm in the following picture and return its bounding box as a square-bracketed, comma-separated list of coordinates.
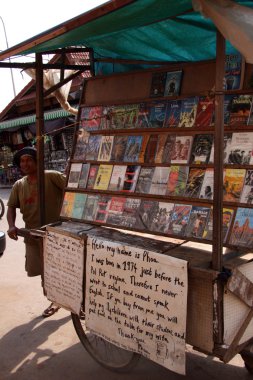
[7, 206, 18, 240]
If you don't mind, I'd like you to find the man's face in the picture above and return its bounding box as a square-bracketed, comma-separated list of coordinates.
[19, 155, 37, 175]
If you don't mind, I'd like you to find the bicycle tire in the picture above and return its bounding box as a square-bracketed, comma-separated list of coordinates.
[0, 199, 5, 219]
[71, 313, 140, 372]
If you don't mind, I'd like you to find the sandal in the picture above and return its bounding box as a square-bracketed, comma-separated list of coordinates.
[42, 302, 60, 318]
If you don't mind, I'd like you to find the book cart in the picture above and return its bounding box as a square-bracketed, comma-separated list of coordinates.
[39, 31, 253, 376]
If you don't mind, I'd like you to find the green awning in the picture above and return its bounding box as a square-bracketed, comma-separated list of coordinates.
[0, 108, 74, 131]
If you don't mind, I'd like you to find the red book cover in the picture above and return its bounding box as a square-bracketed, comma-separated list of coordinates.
[195, 96, 214, 128]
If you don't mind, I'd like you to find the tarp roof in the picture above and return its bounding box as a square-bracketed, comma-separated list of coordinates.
[0, 0, 253, 66]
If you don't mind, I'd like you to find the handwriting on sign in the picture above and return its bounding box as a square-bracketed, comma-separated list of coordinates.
[86, 236, 188, 375]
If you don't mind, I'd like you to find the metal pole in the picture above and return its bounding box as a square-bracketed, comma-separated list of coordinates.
[0, 16, 16, 97]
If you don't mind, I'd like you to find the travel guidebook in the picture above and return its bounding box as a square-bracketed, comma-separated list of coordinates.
[223, 168, 246, 202]
[229, 207, 253, 248]
[164, 100, 182, 128]
[67, 163, 82, 188]
[228, 94, 253, 126]
[170, 135, 193, 164]
[178, 97, 198, 128]
[80, 106, 103, 131]
[135, 167, 155, 194]
[164, 70, 183, 97]
[168, 204, 192, 237]
[93, 164, 113, 190]
[184, 168, 205, 198]
[195, 96, 215, 128]
[73, 128, 90, 160]
[124, 135, 143, 162]
[71, 193, 88, 220]
[150, 202, 174, 234]
[97, 135, 114, 161]
[108, 165, 127, 191]
[185, 206, 210, 238]
[240, 169, 253, 204]
[190, 134, 214, 164]
[149, 101, 167, 128]
[166, 165, 189, 196]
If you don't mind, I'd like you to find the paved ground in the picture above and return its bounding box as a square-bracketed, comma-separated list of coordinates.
[0, 188, 250, 380]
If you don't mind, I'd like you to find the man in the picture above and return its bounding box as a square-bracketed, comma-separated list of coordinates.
[7, 146, 66, 317]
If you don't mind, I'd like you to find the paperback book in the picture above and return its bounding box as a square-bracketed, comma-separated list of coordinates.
[136, 200, 159, 230]
[85, 135, 102, 161]
[93, 164, 113, 190]
[184, 168, 205, 198]
[110, 105, 128, 129]
[122, 165, 141, 192]
[138, 134, 150, 163]
[108, 165, 127, 191]
[60, 192, 75, 218]
[110, 135, 128, 162]
[166, 165, 189, 196]
[150, 202, 174, 234]
[150, 71, 167, 97]
[73, 128, 90, 160]
[240, 169, 253, 204]
[195, 96, 214, 128]
[223, 133, 233, 164]
[168, 204, 192, 237]
[144, 134, 159, 164]
[80, 106, 103, 131]
[185, 206, 210, 238]
[124, 104, 139, 129]
[106, 196, 127, 225]
[178, 97, 198, 128]
[229, 207, 253, 248]
[124, 135, 143, 162]
[203, 207, 234, 243]
[97, 135, 114, 161]
[225, 53, 245, 91]
[164, 99, 181, 128]
[71, 193, 88, 220]
[135, 167, 155, 194]
[82, 194, 100, 221]
[162, 134, 176, 164]
[190, 134, 214, 164]
[229, 94, 253, 126]
[120, 198, 141, 228]
[170, 135, 193, 164]
[149, 166, 171, 196]
[199, 168, 214, 200]
[223, 168, 246, 202]
[164, 70, 183, 97]
[155, 134, 169, 164]
[94, 195, 112, 223]
[78, 163, 90, 189]
[86, 164, 100, 189]
[227, 132, 253, 165]
[67, 163, 82, 188]
[137, 103, 151, 128]
[149, 101, 167, 128]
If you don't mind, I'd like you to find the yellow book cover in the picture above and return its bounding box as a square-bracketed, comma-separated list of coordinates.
[93, 164, 113, 190]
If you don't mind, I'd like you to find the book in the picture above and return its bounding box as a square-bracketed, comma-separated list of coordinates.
[149, 166, 170, 195]
[106, 196, 127, 225]
[71, 193, 88, 220]
[150, 71, 167, 97]
[93, 164, 113, 190]
[135, 167, 155, 194]
[80, 106, 103, 131]
[184, 168, 205, 198]
[67, 163, 82, 188]
[110, 135, 128, 162]
[60, 192, 75, 218]
[240, 170, 253, 204]
[203, 207, 234, 243]
[162, 134, 176, 164]
[170, 135, 193, 164]
[109, 105, 128, 129]
[82, 194, 100, 221]
[223, 133, 233, 164]
[137, 103, 151, 128]
[100, 106, 111, 130]
[108, 165, 127, 191]
[150, 202, 174, 233]
[149, 101, 167, 128]
[229, 207, 253, 248]
[78, 163, 90, 189]
[178, 97, 198, 128]
[124, 135, 143, 162]
[223, 94, 234, 125]
[199, 168, 214, 200]
[185, 206, 210, 238]
[97, 135, 114, 161]
[164, 100, 181, 128]
[155, 134, 169, 164]
[164, 70, 183, 97]
[229, 94, 253, 126]
[144, 134, 159, 163]
[124, 104, 140, 129]
[166, 165, 189, 196]
[122, 165, 141, 192]
[168, 204, 192, 237]
[225, 52, 245, 91]
[195, 96, 215, 128]
[85, 135, 102, 161]
[190, 134, 214, 164]
[223, 168, 246, 202]
[73, 128, 90, 160]
[94, 195, 111, 223]
[138, 134, 150, 163]
[226, 132, 253, 165]
[136, 200, 159, 230]
[86, 164, 100, 189]
[120, 198, 141, 228]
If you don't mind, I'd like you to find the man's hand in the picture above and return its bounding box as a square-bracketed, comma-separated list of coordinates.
[7, 226, 18, 240]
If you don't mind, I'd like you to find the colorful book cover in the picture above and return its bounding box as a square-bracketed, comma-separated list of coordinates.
[122, 165, 141, 192]
[203, 207, 234, 243]
[166, 165, 189, 196]
[149, 166, 171, 195]
[94, 195, 111, 223]
[190, 134, 214, 164]
[229, 94, 253, 126]
[109, 105, 128, 129]
[195, 96, 215, 128]
[155, 134, 169, 164]
[144, 134, 159, 164]
[78, 163, 90, 189]
[164, 70, 183, 97]
[67, 163, 82, 188]
[124, 135, 143, 162]
[170, 135, 193, 164]
[135, 167, 155, 194]
[150, 202, 174, 233]
[80, 106, 103, 131]
[97, 135, 114, 161]
[138, 134, 150, 163]
[137, 103, 151, 128]
[149, 101, 167, 128]
[136, 200, 159, 230]
[124, 104, 139, 129]
[223, 133, 233, 164]
[100, 106, 111, 130]
[110, 135, 128, 162]
[184, 168, 205, 198]
[164, 100, 181, 127]
[185, 206, 210, 238]
[226, 132, 253, 165]
[229, 207, 253, 248]
[240, 169, 253, 204]
[199, 168, 214, 200]
[71, 193, 88, 220]
[178, 97, 198, 128]
[85, 135, 102, 161]
[82, 195, 100, 221]
[106, 197, 127, 225]
[223, 168, 246, 202]
[93, 164, 113, 190]
[108, 165, 127, 191]
[121, 198, 141, 228]
[168, 204, 192, 237]
[86, 164, 100, 189]
[60, 192, 75, 218]
[225, 53, 245, 91]
[162, 134, 176, 164]
[73, 128, 90, 160]
[150, 71, 167, 97]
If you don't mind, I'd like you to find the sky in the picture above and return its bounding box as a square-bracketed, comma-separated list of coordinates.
[0, 0, 107, 112]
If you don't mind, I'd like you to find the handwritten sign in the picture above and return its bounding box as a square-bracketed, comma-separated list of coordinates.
[86, 236, 188, 374]
[43, 230, 84, 314]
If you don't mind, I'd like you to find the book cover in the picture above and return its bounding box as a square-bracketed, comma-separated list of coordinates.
[94, 195, 112, 223]
[60, 192, 75, 218]
[178, 97, 198, 128]
[164, 70, 183, 97]
[120, 198, 141, 228]
[155, 134, 169, 164]
[138, 134, 150, 163]
[150, 202, 174, 233]
[150, 71, 167, 97]
[67, 163, 82, 188]
[124, 135, 143, 162]
[144, 134, 159, 164]
[166, 165, 189, 196]
[223, 94, 234, 125]
[168, 204, 192, 237]
[109, 105, 128, 129]
[229, 94, 253, 126]
[122, 165, 141, 192]
[97, 135, 114, 161]
[85, 135, 102, 161]
[108, 165, 127, 191]
[225, 53, 245, 91]
[195, 96, 215, 128]
[78, 163, 90, 189]
[223, 133, 233, 164]
[185, 206, 210, 238]
[190, 134, 214, 164]
[110, 135, 128, 162]
[170, 135, 193, 164]
[93, 164, 113, 190]
[149, 101, 167, 128]
[162, 134, 176, 164]
[80, 106, 103, 131]
[223, 168, 246, 202]
[137, 103, 151, 128]
[135, 167, 155, 194]
[86, 164, 100, 189]
[226, 132, 253, 165]
[240, 169, 253, 204]
[71, 193, 88, 220]
[149, 166, 171, 195]
[82, 194, 100, 221]
[208, 141, 214, 164]
[229, 207, 253, 248]
[164, 100, 181, 127]
[73, 128, 90, 160]
[203, 207, 234, 243]
[124, 104, 139, 129]
[106, 196, 127, 225]
[184, 168, 205, 198]
[100, 106, 111, 130]
[136, 199, 159, 230]
[199, 168, 214, 200]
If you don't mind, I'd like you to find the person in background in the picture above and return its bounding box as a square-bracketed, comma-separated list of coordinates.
[7, 147, 66, 318]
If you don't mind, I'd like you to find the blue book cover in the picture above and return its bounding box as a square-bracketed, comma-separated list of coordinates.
[164, 100, 181, 127]
[86, 135, 102, 161]
[164, 70, 183, 96]
[149, 100, 167, 128]
[123, 135, 143, 162]
[229, 207, 253, 248]
[71, 193, 87, 219]
[225, 53, 244, 90]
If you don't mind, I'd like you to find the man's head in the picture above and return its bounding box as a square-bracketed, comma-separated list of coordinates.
[13, 147, 37, 175]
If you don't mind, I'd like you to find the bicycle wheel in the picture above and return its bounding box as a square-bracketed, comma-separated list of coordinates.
[0, 199, 5, 219]
[71, 313, 140, 372]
